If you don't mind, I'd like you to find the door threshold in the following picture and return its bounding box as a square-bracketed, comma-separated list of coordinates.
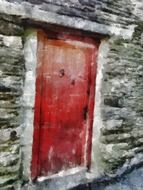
[35, 167, 87, 190]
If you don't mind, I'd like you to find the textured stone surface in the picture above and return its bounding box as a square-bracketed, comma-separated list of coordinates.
[21, 29, 37, 181]
[0, 13, 23, 36]
[0, 18, 24, 189]
[0, 0, 143, 190]
[0, 0, 135, 39]
[6, 0, 135, 27]
[99, 26, 143, 174]
[72, 166, 143, 190]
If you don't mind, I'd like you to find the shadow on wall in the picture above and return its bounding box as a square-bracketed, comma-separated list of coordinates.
[71, 165, 143, 190]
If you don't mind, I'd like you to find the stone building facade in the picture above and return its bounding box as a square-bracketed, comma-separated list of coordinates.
[0, 0, 143, 190]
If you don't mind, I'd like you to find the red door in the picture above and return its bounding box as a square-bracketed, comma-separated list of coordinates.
[31, 31, 99, 179]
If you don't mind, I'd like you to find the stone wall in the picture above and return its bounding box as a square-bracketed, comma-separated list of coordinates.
[7, 0, 135, 28]
[99, 26, 143, 174]
[0, 0, 143, 189]
[0, 14, 24, 190]
[0, 0, 135, 38]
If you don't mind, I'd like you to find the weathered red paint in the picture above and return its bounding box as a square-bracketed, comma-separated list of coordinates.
[31, 30, 99, 179]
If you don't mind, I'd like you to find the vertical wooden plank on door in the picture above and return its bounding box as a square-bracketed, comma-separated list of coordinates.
[31, 30, 99, 179]
[31, 33, 45, 178]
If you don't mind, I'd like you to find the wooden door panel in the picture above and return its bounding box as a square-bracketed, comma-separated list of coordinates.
[31, 31, 98, 178]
